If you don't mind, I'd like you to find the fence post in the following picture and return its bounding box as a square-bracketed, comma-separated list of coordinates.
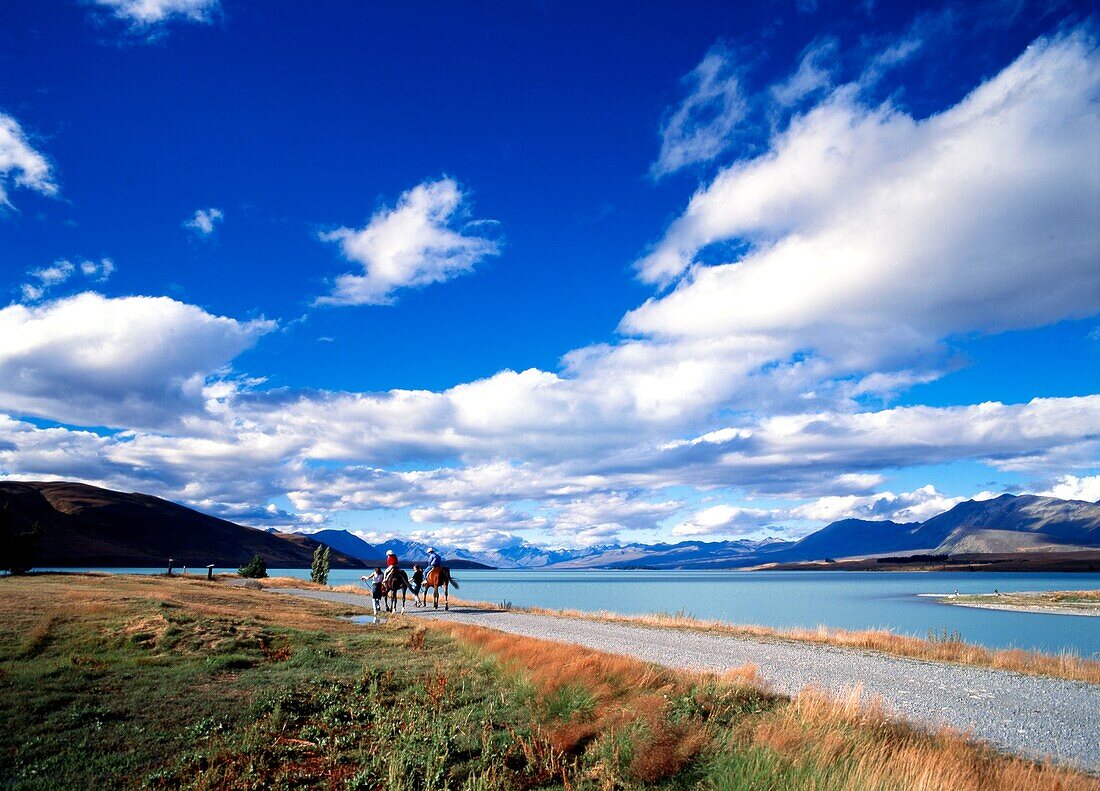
[206, 564, 215, 581]
[167, 558, 174, 576]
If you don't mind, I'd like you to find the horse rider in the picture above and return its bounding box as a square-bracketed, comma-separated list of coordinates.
[425, 547, 441, 577]
[383, 549, 400, 585]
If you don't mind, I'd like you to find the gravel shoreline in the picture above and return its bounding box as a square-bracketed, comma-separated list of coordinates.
[271, 586, 1100, 772]
[947, 601, 1100, 617]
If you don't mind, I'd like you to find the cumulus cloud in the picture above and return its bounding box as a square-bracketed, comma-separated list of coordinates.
[651, 45, 747, 179]
[93, 0, 220, 29]
[789, 485, 988, 524]
[183, 207, 223, 236]
[1041, 474, 1100, 503]
[0, 293, 274, 429]
[632, 30, 1100, 338]
[317, 178, 500, 306]
[0, 113, 57, 207]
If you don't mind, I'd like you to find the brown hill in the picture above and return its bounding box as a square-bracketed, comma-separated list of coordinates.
[0, 481, 366, 569]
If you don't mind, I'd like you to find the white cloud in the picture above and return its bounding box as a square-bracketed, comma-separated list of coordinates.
[771, 38, 838, 106]
[317, 178, 500, 306]
[632, 30, 1100, 345]
[31, 261, 75, 287]
[1041, 475, 1100, 503]
[93, 0, 219, 28]
[79, 258, 115, 281]
[0, 113, 57, 207]
[20, 258, 115, 302]
[660, 397, 1100, 493]
[0, 293, 274, 429]
[183, 207, 223, 236]
[790, 485, 979, 524]
[672, 504, 775, 537]
[650, 46, 746, 179]
[0, 31, 1096, 548]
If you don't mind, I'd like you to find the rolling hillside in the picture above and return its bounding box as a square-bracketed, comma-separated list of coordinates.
[0, 481, 366, 569]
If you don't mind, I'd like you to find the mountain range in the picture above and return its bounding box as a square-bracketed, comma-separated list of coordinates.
[2, 480, 1098, 571]
[295, 494, 1100, 569]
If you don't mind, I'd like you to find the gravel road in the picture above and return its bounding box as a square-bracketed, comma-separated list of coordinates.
[271, 587, 1100, 772]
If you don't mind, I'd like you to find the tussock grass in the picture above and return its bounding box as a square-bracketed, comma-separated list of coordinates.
[434, 621, 1099, 791]
[744, 687, 1098, 791]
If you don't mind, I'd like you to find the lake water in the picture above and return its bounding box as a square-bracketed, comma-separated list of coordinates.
[39, 567, 1100, 657]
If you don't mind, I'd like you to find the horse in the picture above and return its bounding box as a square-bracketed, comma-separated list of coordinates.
[381, 569, 410, 613]
[422, 566, 458, 610]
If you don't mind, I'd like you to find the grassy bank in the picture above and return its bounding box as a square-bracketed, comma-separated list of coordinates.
[946, 589, 1100, 616]
[0, 574, 1095, 790]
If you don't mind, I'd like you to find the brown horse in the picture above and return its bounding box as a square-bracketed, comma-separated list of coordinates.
[422, 566, 458, 610]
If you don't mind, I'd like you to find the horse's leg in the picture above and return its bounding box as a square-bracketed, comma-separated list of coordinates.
[444, 580, 449, 611]
[400, 588, 406, 613]
[433, 585, 439, 609]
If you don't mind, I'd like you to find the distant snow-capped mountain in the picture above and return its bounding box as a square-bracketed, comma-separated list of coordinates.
[298, 494, 1100, 570]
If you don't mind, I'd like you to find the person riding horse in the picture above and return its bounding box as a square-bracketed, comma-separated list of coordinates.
[421, 548, 458, 610]
[383, 549, 399, 585]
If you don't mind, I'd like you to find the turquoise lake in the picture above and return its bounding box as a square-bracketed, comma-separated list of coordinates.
[43, 568, 1100, 657]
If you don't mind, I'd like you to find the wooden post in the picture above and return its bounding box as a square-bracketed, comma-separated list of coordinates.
[206, 564, 215, 581]
[167, 558, 174, 576]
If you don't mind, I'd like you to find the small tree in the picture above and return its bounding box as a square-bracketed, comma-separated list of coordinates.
[310, 544, 331, 585]
[1, 504, 40, 576]
[238, 554, 268, 578]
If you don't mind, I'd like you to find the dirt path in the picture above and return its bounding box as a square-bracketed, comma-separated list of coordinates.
[272, 587, 1100, 772]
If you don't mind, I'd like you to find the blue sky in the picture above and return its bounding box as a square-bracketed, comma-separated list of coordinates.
[1, 0, 1098, 551]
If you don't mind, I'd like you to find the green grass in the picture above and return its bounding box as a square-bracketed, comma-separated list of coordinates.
[0, 575, 1094, 791]
[0, 576, 549, 789]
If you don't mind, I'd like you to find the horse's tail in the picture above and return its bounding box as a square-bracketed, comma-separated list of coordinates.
[447, 569, 459, 589]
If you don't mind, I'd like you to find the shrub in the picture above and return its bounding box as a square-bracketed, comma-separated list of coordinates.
[238, 554, 268, 578]
[310, 544, 330, 585]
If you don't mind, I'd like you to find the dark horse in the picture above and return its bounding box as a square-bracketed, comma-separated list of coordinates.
[423, 567, 459, 610]
[381, 569, 410, 613]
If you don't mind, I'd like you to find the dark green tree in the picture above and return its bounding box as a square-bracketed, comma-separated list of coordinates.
[0, 504, 40, 575]
[237, 554, 268, 578]
[310, 544, 331, 585]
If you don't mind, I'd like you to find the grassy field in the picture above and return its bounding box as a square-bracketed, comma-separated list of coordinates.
[0, 574, 1096, 790]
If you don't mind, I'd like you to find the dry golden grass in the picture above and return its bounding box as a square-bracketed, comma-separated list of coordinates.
[749, 687, 1099, 791]
[434, 620, 1099, 791]
[434, 621, 745, 783]
[0, 573, 362, 636]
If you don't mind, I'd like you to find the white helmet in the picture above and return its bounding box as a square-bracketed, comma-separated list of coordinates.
[386, 549, 395, 556]
[427, 547, 436, 553]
